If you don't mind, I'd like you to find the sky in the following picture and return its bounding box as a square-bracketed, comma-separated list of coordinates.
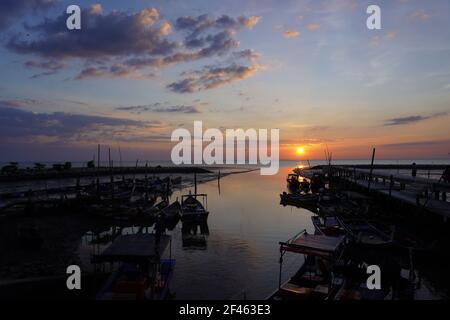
[0, 0, 449, 162]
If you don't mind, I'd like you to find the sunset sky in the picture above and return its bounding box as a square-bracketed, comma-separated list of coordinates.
[0, 0, 449, 162]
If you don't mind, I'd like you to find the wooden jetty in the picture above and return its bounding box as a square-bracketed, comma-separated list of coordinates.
[311, 165, 450, 219]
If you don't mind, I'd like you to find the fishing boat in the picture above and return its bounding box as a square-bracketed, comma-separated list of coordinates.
[299, 178, 311, 192]
[159, 200, 181, 221]
[268, 230, 346, 300]
[93, 233, 175, 300]
[286, 173, 300, 190]
[149, 199, 168, 214]
[310, 173, 326, 193]
[149, 178, 170, 193]
[332, 260, 413, 300]
[171, 176, 182, 185]
[311, 216, 345, 237]
[280, 192, 319, 207]
[336, 217, 394, 249]
[181, 193, 209, 221]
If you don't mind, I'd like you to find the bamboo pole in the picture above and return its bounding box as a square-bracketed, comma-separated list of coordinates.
[368, 148, 376, 190]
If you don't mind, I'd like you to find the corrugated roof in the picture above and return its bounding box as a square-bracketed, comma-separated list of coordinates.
[93, 234, 171, 263]
[281, 233, 344, 258]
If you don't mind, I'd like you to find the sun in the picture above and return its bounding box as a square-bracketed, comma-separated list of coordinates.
[296, 147, 305, 155]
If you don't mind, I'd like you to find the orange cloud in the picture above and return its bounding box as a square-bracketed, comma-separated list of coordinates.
[410, 9, 431, 21]
[283, 30, 300, 38]
[306, 23, 320, 31]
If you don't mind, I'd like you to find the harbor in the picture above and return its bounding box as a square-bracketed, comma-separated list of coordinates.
[0, 161, 449, 299]
[277, 160, 450, 300]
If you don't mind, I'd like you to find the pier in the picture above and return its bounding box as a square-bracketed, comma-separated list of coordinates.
[305, 165, 450, 219]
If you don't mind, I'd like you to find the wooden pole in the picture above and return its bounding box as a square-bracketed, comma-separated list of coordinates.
[118, 145, 123, 168]
[96, 144, 100, 195]
[109, 148, 114, 207]
[278, 248, 283, 289]
[368, 148, 376, 190]
[97, 144, 100, 169]
[194, 171, 197, 196]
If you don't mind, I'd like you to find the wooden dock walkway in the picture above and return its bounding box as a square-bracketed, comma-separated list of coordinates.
[331, 166, 450, 219]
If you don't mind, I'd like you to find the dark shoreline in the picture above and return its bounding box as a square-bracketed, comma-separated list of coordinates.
[0, 166, 213, 183]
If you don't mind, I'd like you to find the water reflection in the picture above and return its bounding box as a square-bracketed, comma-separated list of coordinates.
[181, 221, 210, 250]
[1, 163, 448, 299]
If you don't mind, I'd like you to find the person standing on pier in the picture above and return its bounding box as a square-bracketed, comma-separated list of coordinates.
[411, 162, 417, 178]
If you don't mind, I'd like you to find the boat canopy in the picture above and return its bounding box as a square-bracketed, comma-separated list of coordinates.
[280, 231, 344, 259]
[92, 234, 171, 263]
[182, 194, 208, 201]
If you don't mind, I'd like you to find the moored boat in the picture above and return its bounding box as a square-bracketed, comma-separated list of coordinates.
[93, 233, 175, 300]
[159, 200, 181, 220]
[171, 176, 182, 185]
[311, 216, 345, 237]
[337, 217, 394, 249]
[286, 173, 300, 190]
[280, 192, 319, 207]
[181, 193, 209, 221]
[268, 230, 346, 300]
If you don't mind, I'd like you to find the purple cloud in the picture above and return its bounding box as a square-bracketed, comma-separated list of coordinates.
[384, 112, 448, 126]
[0, 106, 162, 143]
[6, 6, 261, 88]
[116, 104, 201, 114]
[167, 64, 261, 93]
[0, 0, 57, 30]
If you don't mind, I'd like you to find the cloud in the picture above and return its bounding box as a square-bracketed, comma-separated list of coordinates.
[369, 32, 397, 47]
[159, 21, 172, 36]
[9, 6, 177, 59]
[116, 104, 201, 114]
[0, 100, 28, 108]
[306, 23, 321, 31]
[280, 137, 336, 146]
[385, 31, 396, 39]
[240, 16, 261, 29]
[410, 9, 431, 21]
[167, 64, 261, 93]
[0, 98, 41, 108]
[0, 0, 57, 31]
[25, 59, 65, 70]
[283, 30, 300, 38]
[0, 106, 162, 144]
[75, 64, 155, 80]
[384, 112, 448, 126]
[380, 139, 450, 149]
[175, 14, 260, 35]
[9, 6, 179, 81]
[8, 7, 261, 90]
[232, 49, 260, 62]
[24, 59, 66, 78]
[89, 3, 103, 15]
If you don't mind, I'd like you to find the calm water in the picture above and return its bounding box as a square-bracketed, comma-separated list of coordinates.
[1, 161, 448, 299]
[78, 165, 314, 299]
